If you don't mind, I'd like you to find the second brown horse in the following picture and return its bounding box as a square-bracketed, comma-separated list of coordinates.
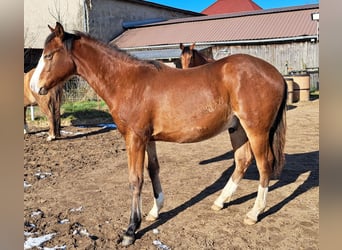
[24, 68, 63, 141]
[180, 43, 240, 132]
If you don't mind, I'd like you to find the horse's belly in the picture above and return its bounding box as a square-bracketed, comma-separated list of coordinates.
[152, 111, 231, 143]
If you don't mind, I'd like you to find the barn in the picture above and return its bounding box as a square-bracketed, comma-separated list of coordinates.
[111, 4, 319, 92]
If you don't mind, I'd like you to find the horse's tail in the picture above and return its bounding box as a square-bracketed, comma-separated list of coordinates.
[270, 78, 287, 178]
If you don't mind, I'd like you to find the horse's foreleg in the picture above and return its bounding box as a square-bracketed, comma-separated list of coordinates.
[52, 101, 61, 138]
[47, 118, 55, 141]
[46, 101, 56, 141]
[39, 99, 55, 141]
[145, 141, 164, 221]
[24, 106, 29, 134]
[53, 88, 62, 138]
[212, 123, 253, 210]
[244, 134, 273, 225]
[122, 133, 146, 246]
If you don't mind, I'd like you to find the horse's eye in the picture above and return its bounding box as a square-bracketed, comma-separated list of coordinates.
[44, 53, 53, 60]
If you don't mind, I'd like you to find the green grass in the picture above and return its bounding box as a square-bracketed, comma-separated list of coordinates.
[26, 100, 113, 127]
[61, 100, 112, 125]
[310, 90, 319, 101]
[61, 100, 108, 113]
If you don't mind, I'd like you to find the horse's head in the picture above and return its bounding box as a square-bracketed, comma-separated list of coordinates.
[180, 43, 195, 69]
[30, 22, 78, 95]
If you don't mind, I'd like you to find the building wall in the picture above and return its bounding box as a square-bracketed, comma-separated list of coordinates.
[24, 0, 85, 49]
[87, 0, 197, 42]
[212, 40, 319, 75]
[24, 0, 198, 48]
[211, 40, 319, 90]
[24, 0, 198, 69]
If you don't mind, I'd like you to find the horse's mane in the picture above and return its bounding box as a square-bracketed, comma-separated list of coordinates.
[45, 30, 163, 71]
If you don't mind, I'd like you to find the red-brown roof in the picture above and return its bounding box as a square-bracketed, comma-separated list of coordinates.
[111, 5, 319, 49]
[202, 0, 262, 15]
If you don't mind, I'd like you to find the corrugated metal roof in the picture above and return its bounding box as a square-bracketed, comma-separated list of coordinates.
[112, 4, 319, 49]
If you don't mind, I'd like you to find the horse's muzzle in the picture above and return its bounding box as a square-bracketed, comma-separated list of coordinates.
[38, 87, 48, 95]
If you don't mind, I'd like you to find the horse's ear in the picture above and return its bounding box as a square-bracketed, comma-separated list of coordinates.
[180, 43, 184, 50]
[190, 43, 195, 50]
[48, 24, 54, 32]
[54, 22, 65, 39]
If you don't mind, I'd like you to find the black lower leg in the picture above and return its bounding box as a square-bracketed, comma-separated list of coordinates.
[122, 209, 141, 246]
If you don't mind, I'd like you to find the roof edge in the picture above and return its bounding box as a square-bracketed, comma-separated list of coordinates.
[134, 4, 319, 28]
[118, 35, 318, 51]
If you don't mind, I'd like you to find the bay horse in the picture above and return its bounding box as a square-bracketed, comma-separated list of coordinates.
[179, 42, 214, 69]
[180, 43, 240, 133]
[24, 68, 64, 141]
[30, 22, 287, 246]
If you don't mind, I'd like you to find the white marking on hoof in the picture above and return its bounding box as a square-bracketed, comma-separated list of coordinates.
[121, 235, 135, 246]
[46, 135, 56, 141]
[244, 215, 258, 225]
[244, 185, 268, 225]
[211, 203, 223, 211]
[145, 213, 158, 221]
[148, 192, 164, 220]
[213, 178, 238, 209]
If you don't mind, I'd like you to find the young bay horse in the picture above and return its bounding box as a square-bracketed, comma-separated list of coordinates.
[180, 43, 240, 133]
[24, 68, 63, 141]
[179, 43, 214, 69]
[30, 22, 287, 246]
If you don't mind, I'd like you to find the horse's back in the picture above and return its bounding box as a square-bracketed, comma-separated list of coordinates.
[220, 54, 284, 82]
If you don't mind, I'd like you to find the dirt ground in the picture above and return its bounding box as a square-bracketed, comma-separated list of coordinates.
[24, 99, 319, 250]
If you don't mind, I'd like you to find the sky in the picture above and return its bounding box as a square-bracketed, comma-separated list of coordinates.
[145, 0, 319, 13]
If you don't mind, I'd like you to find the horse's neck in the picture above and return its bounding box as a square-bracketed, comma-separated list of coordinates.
[72, 38, 134, 104]
[193, 50, 210, 65]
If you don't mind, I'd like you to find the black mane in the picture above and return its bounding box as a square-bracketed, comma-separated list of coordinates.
[44, 31, 80, 52]
[45, 30, 163, 71]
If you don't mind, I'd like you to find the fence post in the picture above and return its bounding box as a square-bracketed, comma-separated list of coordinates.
[30, 105, 35, 121]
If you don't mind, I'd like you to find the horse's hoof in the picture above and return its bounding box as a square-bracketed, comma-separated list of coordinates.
[46, 136, 55, 141]
[211, 204, 223, 211]
[121, 235, 135, 246]
[243, 216, 257, 225]
[146, 213, 158, 221]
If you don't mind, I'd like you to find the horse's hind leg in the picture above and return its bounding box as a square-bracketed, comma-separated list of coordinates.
[145, 141, 164, 221]
[243, 133, 273, 225]
[212, 122, 253, 210]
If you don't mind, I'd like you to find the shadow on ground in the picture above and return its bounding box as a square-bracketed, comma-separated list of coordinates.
[135, 150, 318, 239]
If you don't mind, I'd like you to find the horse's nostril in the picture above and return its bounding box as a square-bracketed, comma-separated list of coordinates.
[38, 87, 48, 95]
